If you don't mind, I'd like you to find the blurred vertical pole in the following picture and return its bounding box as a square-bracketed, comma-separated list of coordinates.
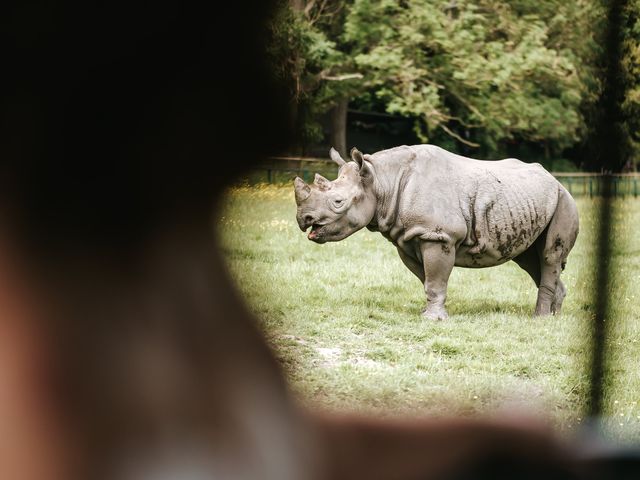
[588, 0, 627, 418]
[590, 178, 613, 419]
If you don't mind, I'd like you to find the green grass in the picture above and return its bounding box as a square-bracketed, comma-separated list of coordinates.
[218, 184, 640, 442]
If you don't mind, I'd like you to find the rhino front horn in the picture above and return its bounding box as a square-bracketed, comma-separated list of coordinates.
[294, 177, 311, 203]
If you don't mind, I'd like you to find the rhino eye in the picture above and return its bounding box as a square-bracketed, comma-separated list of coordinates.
[331, 198, 346, 210]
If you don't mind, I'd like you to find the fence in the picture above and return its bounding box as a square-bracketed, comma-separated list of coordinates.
[552, 172, 640, 197]
[250, 157, 640, 197]
[252, 156, 335, 184]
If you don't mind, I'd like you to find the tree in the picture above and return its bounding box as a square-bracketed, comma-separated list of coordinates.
[621, 0, 640, 169]
[344, 0, 601, 157]
[266, 0, 361, 155]
[267, 0, 621, 168]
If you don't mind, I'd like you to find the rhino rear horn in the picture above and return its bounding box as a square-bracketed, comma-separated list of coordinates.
[293, 177, 311, 203]
[314, 173, 332, 191]
[329, 147, 346, 167]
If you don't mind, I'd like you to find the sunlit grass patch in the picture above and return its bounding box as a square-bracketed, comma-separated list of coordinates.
[219, 185, 640, 442]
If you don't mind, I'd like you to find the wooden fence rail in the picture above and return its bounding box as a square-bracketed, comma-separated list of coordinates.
[249, 157, 640, 197]
[552, 172, 640, 197]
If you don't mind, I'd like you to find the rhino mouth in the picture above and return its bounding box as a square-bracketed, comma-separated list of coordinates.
[308, 223, 327, 242]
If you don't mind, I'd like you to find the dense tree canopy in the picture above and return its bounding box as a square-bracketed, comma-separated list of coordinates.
[269, 0, 640, 170]
[622, 0, 640, 164]
[267, 1, 357, 147]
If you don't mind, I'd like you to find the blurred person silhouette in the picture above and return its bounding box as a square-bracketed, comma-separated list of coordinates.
[0, 1, 636, 479]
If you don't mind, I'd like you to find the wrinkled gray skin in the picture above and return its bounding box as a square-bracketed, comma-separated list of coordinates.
[294, 145, 579, 320]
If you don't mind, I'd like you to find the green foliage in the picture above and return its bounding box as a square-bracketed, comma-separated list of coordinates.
[549, 158, 580, 173]
[266, 1, 358, 145]
[622, 0, 640, 167]
[345, 0, 601, 153]
[266, 1, 640, 167]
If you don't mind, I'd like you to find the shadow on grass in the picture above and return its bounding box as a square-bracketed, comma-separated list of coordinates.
[356, 298, 532, 321]
[449, 300, 532, 317]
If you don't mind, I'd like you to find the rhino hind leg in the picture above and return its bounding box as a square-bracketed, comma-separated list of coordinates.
[533, 187, 579, 316]
[512, 245, 541, 287]
[552, 279, 567, 315]
[513, 244, 565, 314]
[512, 234, 570, 315]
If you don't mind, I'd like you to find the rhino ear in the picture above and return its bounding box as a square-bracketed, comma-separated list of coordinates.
[314, 173, 332, 191]
[350, 147, 372, 179]
[294, 176, 311, 203]
[329, 147, 346, 167]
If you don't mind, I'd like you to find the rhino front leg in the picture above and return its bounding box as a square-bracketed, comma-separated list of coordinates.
[396, 247, 425, 283]
[420, 241, 455, 321]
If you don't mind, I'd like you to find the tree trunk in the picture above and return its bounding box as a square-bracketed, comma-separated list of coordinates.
[290, 0, 305, 13]
[544, 141, 550, 161]
[288, 0, 305, 155]
[288, 98, 302, 156]
[329, 97, 348, 158]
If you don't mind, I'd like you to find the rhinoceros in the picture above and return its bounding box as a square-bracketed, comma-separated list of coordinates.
[293, 145, 579, 320]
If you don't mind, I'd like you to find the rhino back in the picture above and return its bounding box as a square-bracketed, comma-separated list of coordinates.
[375, 145, 562, 268]
[433, 147, 560, 266]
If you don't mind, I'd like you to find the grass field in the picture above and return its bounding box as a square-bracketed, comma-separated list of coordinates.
[218, 184, 640, 442]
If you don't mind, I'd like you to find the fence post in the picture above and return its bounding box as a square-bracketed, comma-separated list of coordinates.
[625, 176, 629, 198]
